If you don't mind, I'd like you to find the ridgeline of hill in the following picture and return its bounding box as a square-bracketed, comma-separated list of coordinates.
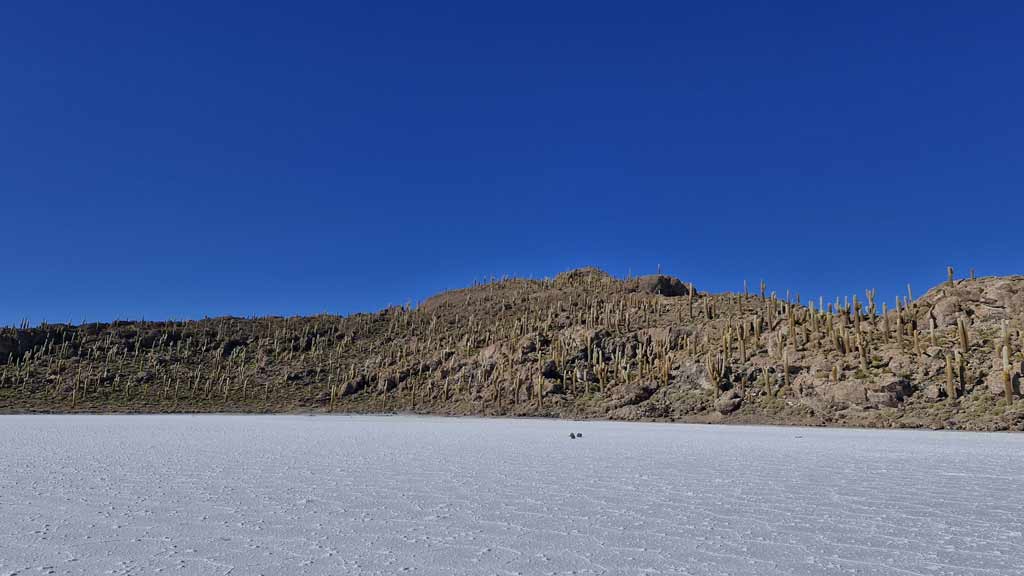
[2, 268, 1024, 431]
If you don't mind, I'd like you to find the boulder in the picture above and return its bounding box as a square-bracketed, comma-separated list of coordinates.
[715, 390, 743, 414]
[984, 357, 1021, 396]
[608, 405, 641, 421]
[830, 380, 868, 406]
[792, 373, 824, 397]
[886, 353, 916, 378]
[635, 275, 691, 297]
[604, 383, 656, 410]
[541, 379, 564, 397]
[672, 362, 704, 391]
[518, 335, 538, 356]
[0, 335, 16, 363]
[554, 267, 617, 288]
[862, 377, 912, 408]
[220, 339, 247, 358]
[924, 382, 944, 400]
[930, 297, 962, 328]
[541, 359, 560, 380]
[477, 344, 501, 362]
[340, 374, 368, 396]
[560, 327, 608, 361]
[866, 391, 899, 408]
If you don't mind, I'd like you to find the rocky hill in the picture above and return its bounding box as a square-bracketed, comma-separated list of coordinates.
[2, 267, 1023, 431]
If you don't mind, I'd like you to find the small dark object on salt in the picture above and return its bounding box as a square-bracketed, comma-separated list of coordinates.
[569, 433, 576, 439]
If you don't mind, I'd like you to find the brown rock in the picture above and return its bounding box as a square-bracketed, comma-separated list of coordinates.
[635, 275, 691, 297]
[518, 335, 538, 356]
[715, 390, 743, 414]
[866, 377, 912, 400]
[340, 375, 367, 396]
[924, 382, 944, 400]
[477, 344, 501, 362]
[541, 379, 564, 397]
[866, 391, 899, 408]
[930, 297, 962, 328]
[608, 405, 641, 420]
[554, 267, 616, 287]
[541, 359, 560, 379]
[0, 335, 16, 363]
[830, 380, 868, 406]
[984, 357, 1021, 396]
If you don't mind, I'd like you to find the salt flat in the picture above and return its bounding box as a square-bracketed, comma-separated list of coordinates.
[1, 416, 1022, 575]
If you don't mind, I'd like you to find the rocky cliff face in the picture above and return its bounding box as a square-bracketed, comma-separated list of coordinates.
[2, 268, 1023, 430]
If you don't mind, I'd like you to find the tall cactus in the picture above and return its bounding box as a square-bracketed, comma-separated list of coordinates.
[944, 353, 956, 400]
[1003, 346, 1014, 405]
[957, 317, 970, 352]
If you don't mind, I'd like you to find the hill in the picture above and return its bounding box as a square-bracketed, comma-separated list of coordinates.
[2, 268, 1023, 430]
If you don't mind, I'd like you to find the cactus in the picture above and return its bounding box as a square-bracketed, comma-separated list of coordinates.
[787, 306, 797, 350]
[760, 367, 773, 398]
[895, 304, 904, 348]
[704, 351, 725, 393]
[955, 350, 967, 396]
[782, 349, 791, 394]
[3, 266, 1023, 427]
[1003, 346, 1014, 405]
[957, 317, 970, 352]
[1002, 320, 1010, 358]
[857, 334, 870, 374]
[945, 353, 956, 400]
[881, 303, 890, 341]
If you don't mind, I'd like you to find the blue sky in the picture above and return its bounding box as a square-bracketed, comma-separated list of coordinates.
[2, 1, 1022, 325]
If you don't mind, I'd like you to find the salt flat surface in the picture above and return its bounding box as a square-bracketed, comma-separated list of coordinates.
[1, 416, 1022, 575]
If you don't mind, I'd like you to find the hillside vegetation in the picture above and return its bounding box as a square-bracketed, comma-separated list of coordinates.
[3, 267, 1024, 430]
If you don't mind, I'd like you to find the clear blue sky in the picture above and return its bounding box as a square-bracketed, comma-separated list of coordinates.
[2, 1, 1022, 325]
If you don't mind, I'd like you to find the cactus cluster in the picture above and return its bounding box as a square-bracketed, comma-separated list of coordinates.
[1, 267, 1022, 429]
